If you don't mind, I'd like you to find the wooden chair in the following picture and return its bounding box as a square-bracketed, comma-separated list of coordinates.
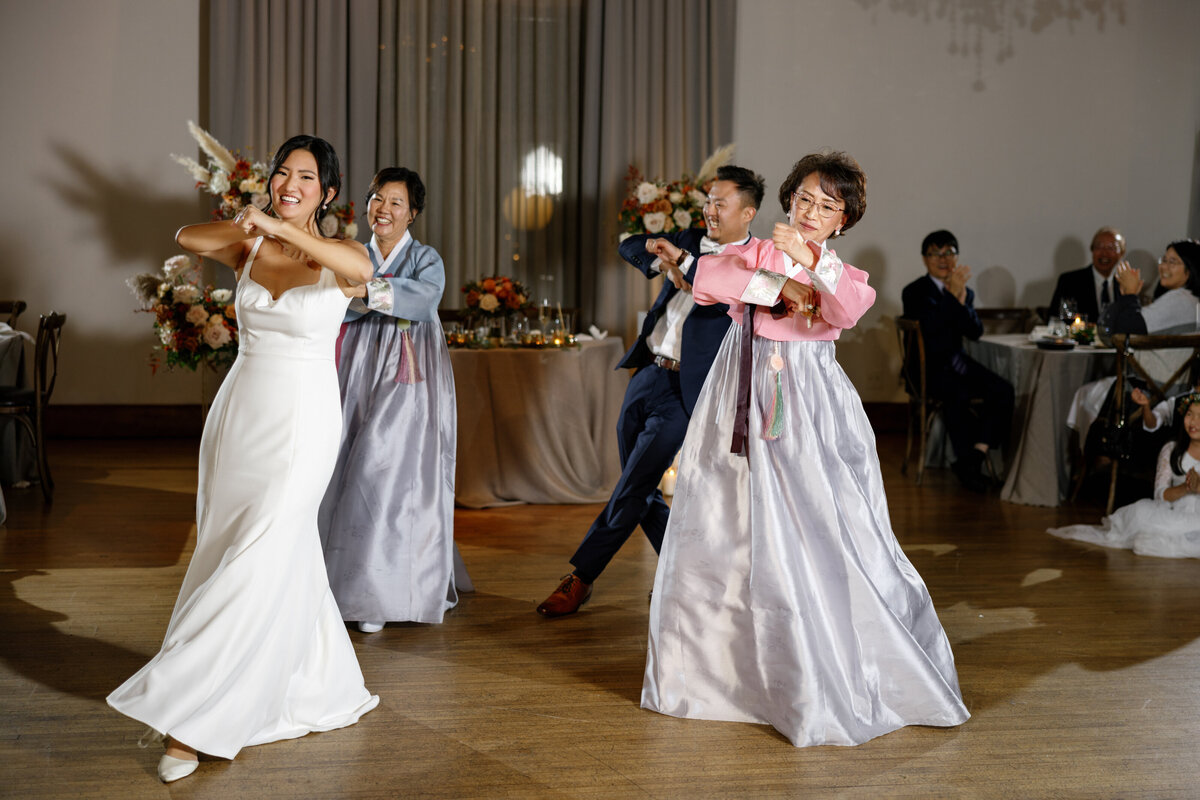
[0, 312, 66, 501]
[0, 300, 27, 327]
[976, 307, 1035, 335]
[1090, 332, 1200, 513]
[896, 318, 941, 485]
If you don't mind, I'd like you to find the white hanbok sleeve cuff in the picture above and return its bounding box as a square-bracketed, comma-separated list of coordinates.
[365, 278, 394, 313]
[804, 248, 843, 294]
[739, 269, 788, 306]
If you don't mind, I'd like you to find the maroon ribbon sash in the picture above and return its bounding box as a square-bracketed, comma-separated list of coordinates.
[730, 300, 790, 456]
[730, 303, 756, 456]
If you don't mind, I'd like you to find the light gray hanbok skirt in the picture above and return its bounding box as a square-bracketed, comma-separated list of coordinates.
[319, 316, 469, 624]
[642, 324, 969, 746]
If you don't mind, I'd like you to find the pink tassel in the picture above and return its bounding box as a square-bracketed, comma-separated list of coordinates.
[395, 330, 423, 384]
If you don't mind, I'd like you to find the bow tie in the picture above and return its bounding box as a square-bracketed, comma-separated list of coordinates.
[699, 236, 726, 255]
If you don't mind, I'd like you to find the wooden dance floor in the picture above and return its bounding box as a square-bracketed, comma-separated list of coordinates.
[4, 435, 1200, 798]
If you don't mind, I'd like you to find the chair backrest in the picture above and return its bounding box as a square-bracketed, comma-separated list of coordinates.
[976, 307, 1035, 335]
[0, 299, 27, 327]
[895, 318, 927, 400]
[33, 312, 66, 409]
[1109, 332, 1200, 423]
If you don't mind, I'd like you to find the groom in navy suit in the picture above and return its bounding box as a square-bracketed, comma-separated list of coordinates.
[537, 165, 765, 616]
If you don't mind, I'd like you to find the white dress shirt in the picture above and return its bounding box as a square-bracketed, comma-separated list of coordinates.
[646, 234, 750, 362]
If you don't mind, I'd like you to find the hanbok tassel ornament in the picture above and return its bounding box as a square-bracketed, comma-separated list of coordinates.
[763, 343, 785, 440]
[394, 319, 423, 384]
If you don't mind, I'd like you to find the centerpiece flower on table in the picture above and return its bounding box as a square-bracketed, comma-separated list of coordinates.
[127, 255, 239, 373]
[618, 143, 735, 240]
[172, 121, 357, 240]
[461, 275, 532, 319]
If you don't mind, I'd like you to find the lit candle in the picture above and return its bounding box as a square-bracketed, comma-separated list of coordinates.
[661, 466, 677, 496]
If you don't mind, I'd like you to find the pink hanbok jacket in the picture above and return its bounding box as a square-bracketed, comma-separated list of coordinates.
[692, 238, 875, 340]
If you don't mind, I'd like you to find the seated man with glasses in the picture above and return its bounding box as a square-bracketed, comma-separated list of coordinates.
[1049, 227, 1126, 323]
[901, 230, 1014, 491]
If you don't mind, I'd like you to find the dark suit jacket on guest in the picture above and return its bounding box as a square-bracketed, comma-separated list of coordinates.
[901, 274, 984, 392]
[617, 227, 732, 415]
[1049, 265, 1104, 323]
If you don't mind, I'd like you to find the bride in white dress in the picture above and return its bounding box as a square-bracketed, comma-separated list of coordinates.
[1050, 393, 1200, 557]
[108, 135, 378, 782]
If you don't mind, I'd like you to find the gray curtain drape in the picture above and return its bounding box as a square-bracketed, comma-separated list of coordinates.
[207, 0, 735, 337]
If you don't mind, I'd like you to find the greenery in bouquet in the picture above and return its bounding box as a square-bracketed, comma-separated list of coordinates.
[617, 143, 735, 239]
[172, 121, 358, 240]
[127, 255, 239, 373]
[461, 275, 532, 319]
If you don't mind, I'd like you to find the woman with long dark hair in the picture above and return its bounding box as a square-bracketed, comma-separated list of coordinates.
[108, 135, 378, 782]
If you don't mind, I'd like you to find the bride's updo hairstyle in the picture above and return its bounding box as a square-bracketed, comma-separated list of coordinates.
[267, 134, 342, 236]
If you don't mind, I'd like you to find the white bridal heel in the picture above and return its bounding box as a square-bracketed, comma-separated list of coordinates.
[157, 753, 199, 783]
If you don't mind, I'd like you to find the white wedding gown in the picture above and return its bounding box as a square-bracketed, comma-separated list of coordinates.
[108, 238, 378, 759]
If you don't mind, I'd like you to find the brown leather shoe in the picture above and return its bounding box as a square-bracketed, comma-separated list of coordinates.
[537, 573, 593, 617]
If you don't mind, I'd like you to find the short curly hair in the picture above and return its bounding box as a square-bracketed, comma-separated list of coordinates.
[777, 151, 866, 234]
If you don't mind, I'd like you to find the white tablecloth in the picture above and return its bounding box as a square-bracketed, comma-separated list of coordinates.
[966, 333, 1116, 507]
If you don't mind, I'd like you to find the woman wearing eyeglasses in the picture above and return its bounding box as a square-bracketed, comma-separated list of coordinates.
[1102, 240, 1200, 335]
[641, 152, 969, 747]
[1069, 241, 1200, 453]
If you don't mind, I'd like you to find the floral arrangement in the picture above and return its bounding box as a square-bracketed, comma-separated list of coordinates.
[172, 121, 358, 240]
[126, 255, 239, 372]
[461, 275, 532, 319]
[618, 143, 735, 239]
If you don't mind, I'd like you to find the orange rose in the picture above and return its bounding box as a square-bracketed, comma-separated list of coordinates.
[466, 290, 481, 306]
[482, 278, 496, 291]
[224, 305, 237, 320]
[652, 198, 672, 214]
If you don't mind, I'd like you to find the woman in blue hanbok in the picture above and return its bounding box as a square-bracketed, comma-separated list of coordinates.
[319, 167, 468, 632]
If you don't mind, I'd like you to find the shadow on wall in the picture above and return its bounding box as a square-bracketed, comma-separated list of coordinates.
[46, 140, 202, 273]
[1192, 130, 1200, 240]
[836, 244, 905, 401]
[848, 0, 1125, 91]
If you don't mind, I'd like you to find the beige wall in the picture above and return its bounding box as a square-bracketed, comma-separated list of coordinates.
[4, 0, 1199, 406]
[732, 0, 1200, 401]
[0, 0, 204, 405]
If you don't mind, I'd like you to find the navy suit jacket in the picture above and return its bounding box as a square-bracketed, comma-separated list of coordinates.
[617, 227, 733, 415]
[1049, 265, 1102, 322]
[901, 274, 983, 390]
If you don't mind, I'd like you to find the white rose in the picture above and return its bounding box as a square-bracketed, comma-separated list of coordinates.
[211, 288, 233, 303]
[673, 209, 694, 231]
[209, 171, 230, 194]
[478, 294, 500, 312]
[203, 323, 232, 348]
[668, 191, 684, 204]
[251, 193, 270, 210]
[319, 214, 339, 237]
[186, 305, 209, 325]
[173, 285, 201, 304]
[643, 211, 667, 233]
[635, 181, 661, 205]
[238, 178, 259, 193]
[343, 221, 358, 240]
[163, 255, 193, 279]
[689, 189, 706, 206]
